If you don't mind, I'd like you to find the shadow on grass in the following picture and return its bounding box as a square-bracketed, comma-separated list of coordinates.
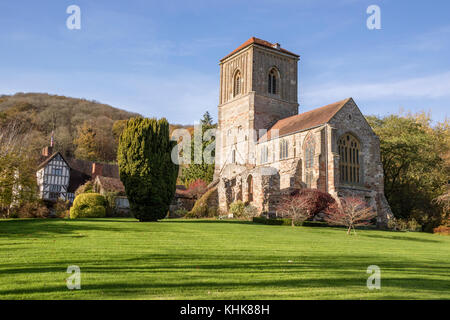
[0, 219, 124, 238]
[0, 252, 449, 298]
[160, 219, 256, 226]
[362, 234, 441, 243]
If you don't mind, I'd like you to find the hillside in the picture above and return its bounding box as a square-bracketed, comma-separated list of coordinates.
[0, 93, 192, 164]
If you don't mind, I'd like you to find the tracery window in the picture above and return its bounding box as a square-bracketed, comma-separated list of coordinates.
[338, 134, 360, 184]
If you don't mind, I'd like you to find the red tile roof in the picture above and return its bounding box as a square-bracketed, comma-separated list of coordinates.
[220, 37, 300, 62]
[259, 98, 352, 142]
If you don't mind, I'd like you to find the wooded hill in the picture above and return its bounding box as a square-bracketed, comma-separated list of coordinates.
[0, 93, 192, 163]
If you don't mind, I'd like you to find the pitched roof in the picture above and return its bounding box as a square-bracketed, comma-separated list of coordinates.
[220, 37, 299, 62]
[95, 176, 125, 193]
[259, 98, 352, 142]
[37, 152, 69, 170]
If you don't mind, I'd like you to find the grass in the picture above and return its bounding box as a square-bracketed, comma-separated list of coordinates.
[0, 218, 449, 300]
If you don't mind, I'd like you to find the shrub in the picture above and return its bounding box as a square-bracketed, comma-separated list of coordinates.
[54, 199, 70, 218]
[187, 187, 218, 218]
[290, 188, 335, 217]
[433, 225, 450, 235]
[15, 201, 50, 218]
[170, 209, 188, 218]
[186, 179, 208, 199]
[229, 200, 245, 217]
[243, 205, 259, 219]
[75, 181, 94, 197]
[207, 206, 218, 217]
[69, 193, 107, 219]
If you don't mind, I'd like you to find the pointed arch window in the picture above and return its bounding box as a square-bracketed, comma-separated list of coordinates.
[304, 136, 315, 188]
[338, 134, 360, 184]
[233, 70, 242, 97]
[268, 68, 278, 94]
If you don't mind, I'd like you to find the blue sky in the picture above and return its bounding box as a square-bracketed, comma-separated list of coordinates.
[0, 0, 449, 124]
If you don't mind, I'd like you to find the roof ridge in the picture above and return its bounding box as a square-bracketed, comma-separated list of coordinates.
[259, 98, 352, 142]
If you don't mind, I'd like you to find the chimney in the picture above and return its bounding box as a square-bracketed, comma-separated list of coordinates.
[42, 146, 53, 157]
[92, 163, 103, 178]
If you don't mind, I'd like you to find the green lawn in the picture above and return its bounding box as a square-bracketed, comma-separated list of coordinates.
[0, 218, 449, 299]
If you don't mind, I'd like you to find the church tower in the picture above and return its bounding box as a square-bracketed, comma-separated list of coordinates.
[214, 37, 299, 177]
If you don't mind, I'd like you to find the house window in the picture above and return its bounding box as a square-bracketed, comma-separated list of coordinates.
[260, 145, 269, 163]
[268, 68, 278, 94]
[50, 185, 61, 192]
[233, 70, 242, 97]
[338, 134, 360, 184]
[279, 139, 289, 160]
[52, 167, 63, 176]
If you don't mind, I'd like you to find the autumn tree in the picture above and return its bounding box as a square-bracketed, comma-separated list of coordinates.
[324, 197, 377, 235]
[367, 113, 450, 230]
[74, 121, 99, 161]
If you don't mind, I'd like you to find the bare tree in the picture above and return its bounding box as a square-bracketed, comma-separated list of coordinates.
[277, 194, 312, 226]
[324, 197, 377, 234]
[0, 121, 36, 216]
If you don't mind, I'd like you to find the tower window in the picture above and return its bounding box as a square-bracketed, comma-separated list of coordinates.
[268, 68, 278, 94]
[233, 70, 242, 97]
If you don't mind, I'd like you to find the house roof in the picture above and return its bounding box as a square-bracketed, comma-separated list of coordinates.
[94, 176, 125, 193]
[259, 98, 352, 142]
[220, 37, 300, 62]
[37, 152, 69, 170]
[37, 151, 120, 194]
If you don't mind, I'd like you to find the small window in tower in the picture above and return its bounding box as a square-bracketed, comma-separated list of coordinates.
[233, 70, 241, 97]
[268, 68, 278, 94]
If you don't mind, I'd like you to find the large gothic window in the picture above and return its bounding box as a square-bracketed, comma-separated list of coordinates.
[268, 68, 278, 94]
[338, 134, 360, 184]
[304, 136, 315, 188]
[233, 70, 241, 97]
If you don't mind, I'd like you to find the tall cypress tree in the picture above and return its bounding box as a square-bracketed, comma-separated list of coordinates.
[117, 117, 178, 221]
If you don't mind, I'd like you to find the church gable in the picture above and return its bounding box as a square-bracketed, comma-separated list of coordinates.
[328, 98, 378, 141]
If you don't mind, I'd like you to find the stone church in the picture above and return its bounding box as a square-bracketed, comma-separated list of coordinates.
[213, 37, 393, 227]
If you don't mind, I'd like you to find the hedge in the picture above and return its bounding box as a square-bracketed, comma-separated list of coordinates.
[252, 216, 329, 227]
[70, 193, 107, 219]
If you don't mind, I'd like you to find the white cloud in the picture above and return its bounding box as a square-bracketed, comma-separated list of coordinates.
[303, 71, 450, 106]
